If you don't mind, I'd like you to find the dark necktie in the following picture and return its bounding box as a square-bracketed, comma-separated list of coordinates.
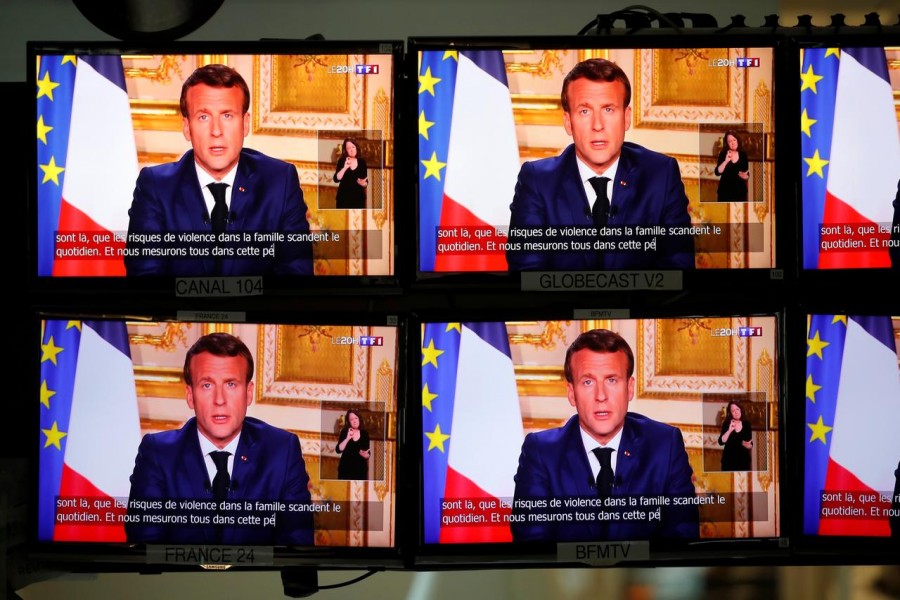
[208, 183, 229, 235]
[592, 447, 615, 498]
[588, 176, 611, 228]
[210, 451, 231, 504]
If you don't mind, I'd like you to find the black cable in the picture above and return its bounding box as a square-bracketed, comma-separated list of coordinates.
[317, 570, 380, 590]
[577, 5, 685, 36]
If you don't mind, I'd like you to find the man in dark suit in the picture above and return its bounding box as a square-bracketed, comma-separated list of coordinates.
[126, 333, 314, 545]
[507, 58, 694, 271]
[511, 329, 699, 542]
[125, 64, 313, 276]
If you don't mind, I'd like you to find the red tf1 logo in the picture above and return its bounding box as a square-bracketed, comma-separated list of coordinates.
[359, 336, 384, 346]
[355, 64, 380, 75]
[736, 57, 760, 68]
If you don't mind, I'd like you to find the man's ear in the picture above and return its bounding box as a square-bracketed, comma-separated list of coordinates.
[185, 384, 195, 410]
[242, 112, 250, 137]
[563, 111, 573, 137]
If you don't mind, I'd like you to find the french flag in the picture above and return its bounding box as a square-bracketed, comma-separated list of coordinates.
[422, 322, 523, 543]
[37, 55, 137, 276]
[418, 51, 520, 272]
[820, 48, 899, 268]
[40, 320, 142, 541]
[804, 315, 900, 536]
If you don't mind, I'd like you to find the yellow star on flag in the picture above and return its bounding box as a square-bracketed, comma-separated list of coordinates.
[808, 415, 833, 445]
[824, 48, 840, 59]
[40, 156, 65, 186]
[445, 323, 461, 333]
[807, 330, 830, 359]
[443, 50, 459, 62]
[36, 71, 60, 100]
[418, 111, 435, 140]
[421, 152, 447, 181]
[41, 336, 63, 365]
[831, 315, 847, 327]
[422, 383, 438, 412]
[425, 423, 450, 452]
[42, 421, 67, 450]
[37, 115, 53, 145]
[804, 149, 829, 178]
[61, 55, 77, 67]
[40, 380, 56, 409]
[422, 339, 445, 368]
[800, 109, 817, 138]
[419, 66, 441, 96]
[800, 64, 824, 94]
[806, 375, 822, 403]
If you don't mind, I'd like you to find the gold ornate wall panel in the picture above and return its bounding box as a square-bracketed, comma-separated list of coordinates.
[637, 317, 749, 398]
[253, 54, 365, 135]
[634, 48, 747, 129]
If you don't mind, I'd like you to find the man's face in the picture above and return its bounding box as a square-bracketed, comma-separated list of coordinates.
[566, 348, 634, 445]
[563, 78, 632, 175]
[186, 352, 254, 448]
[182, 84, 249, 180]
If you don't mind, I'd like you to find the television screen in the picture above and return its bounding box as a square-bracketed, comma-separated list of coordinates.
[37, 317, 400, 559]
[802, 314, 900, 539]
[413, 38, 779, 282]
[31, 41, 399, 289]
[798, 44, 900, 271]
[419, 315, 781, 560]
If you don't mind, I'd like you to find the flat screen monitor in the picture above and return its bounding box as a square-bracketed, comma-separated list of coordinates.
[29, 41, 400, 294]
[797, 41, 900, 273]
[411, 36, 782, 289]
[36, 315, 401, 565]
[802, 313, 900, 544]
[418, 314, 782, 564]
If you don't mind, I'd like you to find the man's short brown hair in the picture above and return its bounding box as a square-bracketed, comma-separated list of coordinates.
[561, 58, 632, 112]
[564, 328, 635, 382]
[180, 64, 251, 117]
[183, 332, 254, 385]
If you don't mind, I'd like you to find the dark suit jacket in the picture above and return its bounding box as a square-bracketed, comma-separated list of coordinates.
[126, 417, 314, 545]
[507, 143, 695, 270]
[125, 149, 313, 276]
[511, 413, 699, 542]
